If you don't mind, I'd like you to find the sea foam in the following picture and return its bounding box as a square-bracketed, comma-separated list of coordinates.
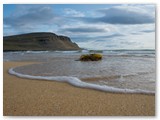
[26, 51, 49, 54]
[8, 67, 155, 94]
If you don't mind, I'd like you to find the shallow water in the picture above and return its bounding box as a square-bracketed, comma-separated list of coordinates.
[4, 50, 156, 94]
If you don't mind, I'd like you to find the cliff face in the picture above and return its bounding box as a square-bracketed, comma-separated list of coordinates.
[3, 32, 81, 51]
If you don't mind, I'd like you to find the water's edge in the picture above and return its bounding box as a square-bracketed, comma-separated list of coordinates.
[8, 67, 155, 95]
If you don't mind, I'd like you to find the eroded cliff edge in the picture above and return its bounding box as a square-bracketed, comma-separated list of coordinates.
[4, 32, 81, 51]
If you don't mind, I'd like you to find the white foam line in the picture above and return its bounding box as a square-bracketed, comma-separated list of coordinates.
[8, 68, 155, 95]
[26, 51, 49, 54]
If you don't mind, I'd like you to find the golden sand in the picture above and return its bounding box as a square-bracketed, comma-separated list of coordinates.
[3, 61, 155, 116]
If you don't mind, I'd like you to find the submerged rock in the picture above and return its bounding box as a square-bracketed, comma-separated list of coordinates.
[79, 53, 102, 61]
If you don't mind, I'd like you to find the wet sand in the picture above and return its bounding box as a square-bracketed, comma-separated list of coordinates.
[3, 61, 155, 116]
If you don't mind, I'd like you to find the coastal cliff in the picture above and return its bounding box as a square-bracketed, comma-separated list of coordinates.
[3, 32, 81, 51]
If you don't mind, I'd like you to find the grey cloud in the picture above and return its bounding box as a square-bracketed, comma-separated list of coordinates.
[105, 44, 117, 48]
[61, 27, 108, 33]
[140, 30, 155, 33]
[80, 7, 155, 24]
[98, 34, 124, 39]
[120, 41, 138, 45]
[72, 33, 124, 42]
[130, 29, 155, 35]
[130, 32, 142, 35]
[4, 6, 60, 32]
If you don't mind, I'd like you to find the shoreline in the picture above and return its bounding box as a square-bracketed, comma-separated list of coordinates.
[8, 67, 155, 95]
[3, 61, 155, 116]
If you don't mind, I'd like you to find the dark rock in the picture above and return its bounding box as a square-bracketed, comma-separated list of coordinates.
[79, 54, 102, 61]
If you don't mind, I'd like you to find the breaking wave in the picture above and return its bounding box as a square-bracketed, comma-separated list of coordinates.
[8, 67, 155, 95]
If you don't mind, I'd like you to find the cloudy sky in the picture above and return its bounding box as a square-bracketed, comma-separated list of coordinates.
[3, 4, 155, 50]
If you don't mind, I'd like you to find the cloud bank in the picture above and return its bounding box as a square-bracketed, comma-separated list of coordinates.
[96, 6, 155, 24]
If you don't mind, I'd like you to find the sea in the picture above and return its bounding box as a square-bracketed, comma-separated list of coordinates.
[4, 49, 156, 94]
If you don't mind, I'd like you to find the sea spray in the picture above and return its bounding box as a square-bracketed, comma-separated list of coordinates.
[8, 67, 155, 94]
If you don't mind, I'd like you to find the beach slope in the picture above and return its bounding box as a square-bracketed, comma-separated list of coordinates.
[3, 62, 155, 116]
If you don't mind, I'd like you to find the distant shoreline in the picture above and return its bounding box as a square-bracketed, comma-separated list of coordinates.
[3, 49, 155, 52]
[3, 49, 82, 52]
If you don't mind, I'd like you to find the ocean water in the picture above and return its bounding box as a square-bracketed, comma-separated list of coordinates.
[4, 50, 156, 94]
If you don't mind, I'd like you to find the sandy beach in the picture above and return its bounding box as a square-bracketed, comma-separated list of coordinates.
[3, 61, 155, 116]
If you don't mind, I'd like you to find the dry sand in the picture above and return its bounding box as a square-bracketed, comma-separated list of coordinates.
[3, 61, 155, 116]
